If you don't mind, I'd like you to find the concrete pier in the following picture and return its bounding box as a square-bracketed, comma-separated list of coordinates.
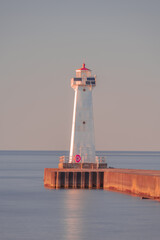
[44, 168, 105, 189]
[44, 168, 160, 200]
[103, 169, 160, 200]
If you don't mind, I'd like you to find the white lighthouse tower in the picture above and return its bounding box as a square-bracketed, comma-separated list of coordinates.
[69, 63, 96, 163]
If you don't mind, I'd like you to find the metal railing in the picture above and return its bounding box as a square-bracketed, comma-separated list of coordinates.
[59, 155, 106, 164]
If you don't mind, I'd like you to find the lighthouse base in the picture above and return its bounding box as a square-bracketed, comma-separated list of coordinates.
[58, 162, 107, 169]
[44, 168, 104, 189]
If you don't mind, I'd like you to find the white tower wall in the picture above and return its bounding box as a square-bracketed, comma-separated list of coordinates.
[69, 63, 96, 163]
[69, 86, 95, 162]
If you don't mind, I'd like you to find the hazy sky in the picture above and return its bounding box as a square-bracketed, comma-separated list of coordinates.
[1, 0, 160, 151]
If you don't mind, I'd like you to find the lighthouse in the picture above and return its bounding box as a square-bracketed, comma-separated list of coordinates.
[44, 63, 107, 190]
[69, 63, 96, 163]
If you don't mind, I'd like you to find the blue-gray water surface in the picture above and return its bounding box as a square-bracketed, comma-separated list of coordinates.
[0, 151, 160, 240]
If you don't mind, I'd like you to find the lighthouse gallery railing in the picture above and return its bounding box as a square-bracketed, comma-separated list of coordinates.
[59, 155, 106, 164]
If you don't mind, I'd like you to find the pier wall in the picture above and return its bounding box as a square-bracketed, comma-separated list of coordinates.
[44, 168, 160, 199]
[104, 169, 160, 199]
[44, 168, 104, 189]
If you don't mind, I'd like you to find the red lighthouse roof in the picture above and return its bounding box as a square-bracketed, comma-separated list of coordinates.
[77, 63, 91, 71]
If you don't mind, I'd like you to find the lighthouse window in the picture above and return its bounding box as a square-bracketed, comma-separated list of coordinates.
[83, 121, 86, 124]
[74, 78, 82, 81]
[91, 81, 95, 85]
[87, 77, 95, 81]
[86, 81, 90, 85]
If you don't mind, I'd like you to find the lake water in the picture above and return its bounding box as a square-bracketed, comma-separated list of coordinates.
[0, 151, 160, 240]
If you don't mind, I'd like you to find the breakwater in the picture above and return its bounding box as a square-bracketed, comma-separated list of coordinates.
[104, 169, 160, 200]
[44, 168, 160, 200]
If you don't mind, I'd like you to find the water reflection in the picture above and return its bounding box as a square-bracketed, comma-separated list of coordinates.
[64, 189, 85, 240]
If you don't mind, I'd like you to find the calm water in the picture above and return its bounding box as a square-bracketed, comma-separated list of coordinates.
[0, 151, 160, 240]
